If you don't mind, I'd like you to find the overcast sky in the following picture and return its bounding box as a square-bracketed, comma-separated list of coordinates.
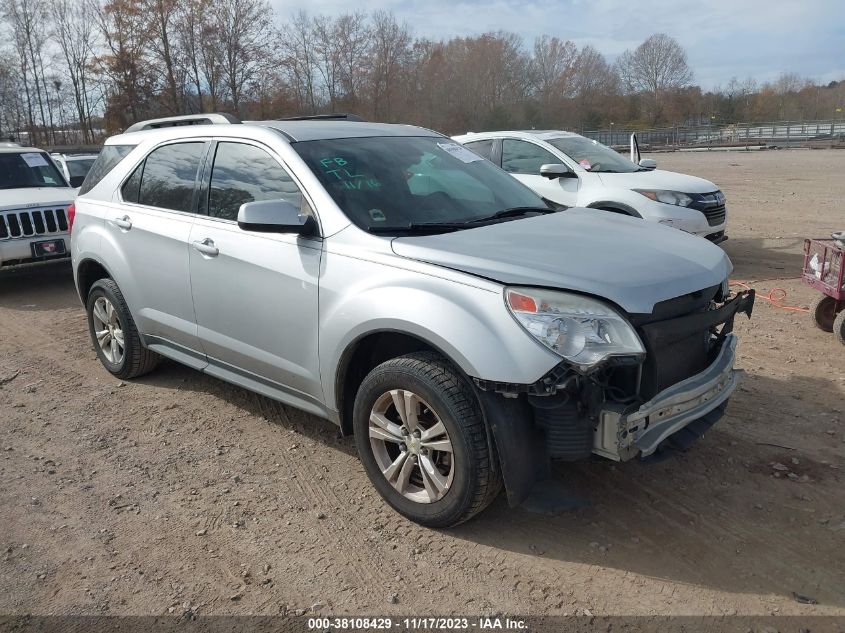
[271, 0, 845, 89]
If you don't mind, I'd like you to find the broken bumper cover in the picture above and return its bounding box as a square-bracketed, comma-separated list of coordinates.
[595, 333, 741, 460]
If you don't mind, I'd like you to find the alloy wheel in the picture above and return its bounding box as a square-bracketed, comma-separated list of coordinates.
[92, 296, 125, 365]
[368, 389, 455, 504]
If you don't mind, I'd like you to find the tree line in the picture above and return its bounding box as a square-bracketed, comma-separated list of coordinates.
[2, 0, 843, 146]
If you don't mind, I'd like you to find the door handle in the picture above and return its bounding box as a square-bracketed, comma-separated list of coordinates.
[192, 238, 219, 257]
[113, 215, 132, 230]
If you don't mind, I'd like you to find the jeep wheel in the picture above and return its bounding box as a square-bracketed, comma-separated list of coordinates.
[353, 352, 502, 527]
[86, 279, 159, 379]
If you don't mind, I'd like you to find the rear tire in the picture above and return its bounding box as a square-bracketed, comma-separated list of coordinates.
[86, 279, 159, 379]
[834, 309, 845, 345]
[810, 295, 836, 332]
[353, 352, 502, 527]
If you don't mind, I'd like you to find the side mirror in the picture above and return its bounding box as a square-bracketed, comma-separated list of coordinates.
[69, 175, 86, 188]
[540, 163, 577, 179]
[237, 199, 317, 235]
[639, 158, 657, 170]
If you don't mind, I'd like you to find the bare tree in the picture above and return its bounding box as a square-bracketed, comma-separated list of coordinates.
[369, 11, 411, 120]
[174, 0, 206, 112]
[50, 0, 99, 142]
[142, 0, 182, 113]
[617, 33, 692, 122]
[280, 10, 319, 113]
[95, 0, 155, 129]
[3, 0, 51, 143]
[334, 12, 370, 110]
[532, 35, 577, 122]
[215, 0, 275, 116]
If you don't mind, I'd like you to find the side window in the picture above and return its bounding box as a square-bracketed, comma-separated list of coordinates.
[208, 142, 304, 221]
[121, 163, 143, 203]
[501, 139, 558, 175]
[463, 140, 495, 162]
[137, 142, 205, 212]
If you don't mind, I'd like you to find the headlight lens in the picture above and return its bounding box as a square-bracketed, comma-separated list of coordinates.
[505, 287, 645, 370]
[634, 189, 694, 207]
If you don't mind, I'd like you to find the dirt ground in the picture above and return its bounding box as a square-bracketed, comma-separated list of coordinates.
[1, 149, 844, 619]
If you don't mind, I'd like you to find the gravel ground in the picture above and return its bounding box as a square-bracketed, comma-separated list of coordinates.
[1, 149, 843, 618]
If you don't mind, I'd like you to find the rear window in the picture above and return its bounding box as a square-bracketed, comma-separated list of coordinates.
[78, 145, 134, 195]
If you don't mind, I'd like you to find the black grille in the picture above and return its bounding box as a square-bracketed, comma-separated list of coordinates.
[702, 205, 726, 226]
[690, 191, 727, 227]
[631, 285, 720, 399]
[0, 208, 68, 240]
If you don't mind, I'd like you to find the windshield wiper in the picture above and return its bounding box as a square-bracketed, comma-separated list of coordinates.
[367, 224, 462, 234]
[366, 206, 557, 235]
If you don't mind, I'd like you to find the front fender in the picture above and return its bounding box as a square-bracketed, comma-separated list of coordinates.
[318, 252, 560, 412]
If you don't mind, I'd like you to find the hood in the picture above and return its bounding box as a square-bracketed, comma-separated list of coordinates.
[391, 208, 732, 314]
[0, 188, 76, 212]
[597, 168, 717, 194]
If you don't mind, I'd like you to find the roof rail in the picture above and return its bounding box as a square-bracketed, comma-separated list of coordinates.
[277, 113, 365, 122]
[124, 113, 241, 133]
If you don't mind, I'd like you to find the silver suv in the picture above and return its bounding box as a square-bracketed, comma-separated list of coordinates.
[71, 114, 754, 526]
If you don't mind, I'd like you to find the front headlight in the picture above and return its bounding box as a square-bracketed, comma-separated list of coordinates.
[505, 287, 645, 371]
[634, 189, 693, 207]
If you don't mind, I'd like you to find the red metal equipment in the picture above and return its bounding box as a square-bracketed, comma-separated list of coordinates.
[802, 238, 845, 343]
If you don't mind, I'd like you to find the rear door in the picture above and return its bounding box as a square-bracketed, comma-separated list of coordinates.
[105, 140, 207, 364]
[501, 138, 579, 207]
[188, 140, 323, 405]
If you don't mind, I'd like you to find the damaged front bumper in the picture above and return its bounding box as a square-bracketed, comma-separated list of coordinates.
[594, 333, 740, 461]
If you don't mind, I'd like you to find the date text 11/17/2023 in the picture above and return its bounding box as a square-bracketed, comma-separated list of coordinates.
[306, 617, 528, 630]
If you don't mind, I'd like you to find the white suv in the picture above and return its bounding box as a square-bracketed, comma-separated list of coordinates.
[51, 152, 99, 189]
[0, 146, 76, 267]
[453, 130, 728, 243]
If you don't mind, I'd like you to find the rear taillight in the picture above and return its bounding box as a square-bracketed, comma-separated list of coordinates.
[67, 203, 76, 233]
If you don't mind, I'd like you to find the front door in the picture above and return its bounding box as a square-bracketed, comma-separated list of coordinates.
[188, 140, 323, 406]
[501, 138, 580, 207]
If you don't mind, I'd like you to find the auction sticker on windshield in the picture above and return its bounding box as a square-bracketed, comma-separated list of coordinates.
[437, 142, 483, 163]
[21, 152, 50, 168]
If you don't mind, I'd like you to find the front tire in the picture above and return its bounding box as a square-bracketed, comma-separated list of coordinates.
[86, 279, 159, 379]
[353, 352, 502, 527]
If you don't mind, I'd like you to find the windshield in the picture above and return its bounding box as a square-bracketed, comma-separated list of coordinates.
[0, 151, 68, 189]
[67, 158, 97, 179]
[546, 136, 641, 173]
[293, 136, 547, 233]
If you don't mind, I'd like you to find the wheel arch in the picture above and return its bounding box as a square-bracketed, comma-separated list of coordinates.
[334, 329, 471, 436]
[75, 257, 114, 305]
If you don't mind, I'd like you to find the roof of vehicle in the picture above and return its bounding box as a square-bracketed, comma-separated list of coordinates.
[0, 146, 48, 154]
[251, 120, 441, 142]
[455, 130, 582, 142]
[106, 119, 442, 145]
[53, 153, 100, 161]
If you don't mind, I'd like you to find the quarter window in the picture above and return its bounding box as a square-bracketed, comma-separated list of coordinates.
[121, 163, 143, 203]
[501, 139, 558, 175]
[208, 142, 304, 221]
[136, 142, 205, 212]
[463, 140, 495, 162]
